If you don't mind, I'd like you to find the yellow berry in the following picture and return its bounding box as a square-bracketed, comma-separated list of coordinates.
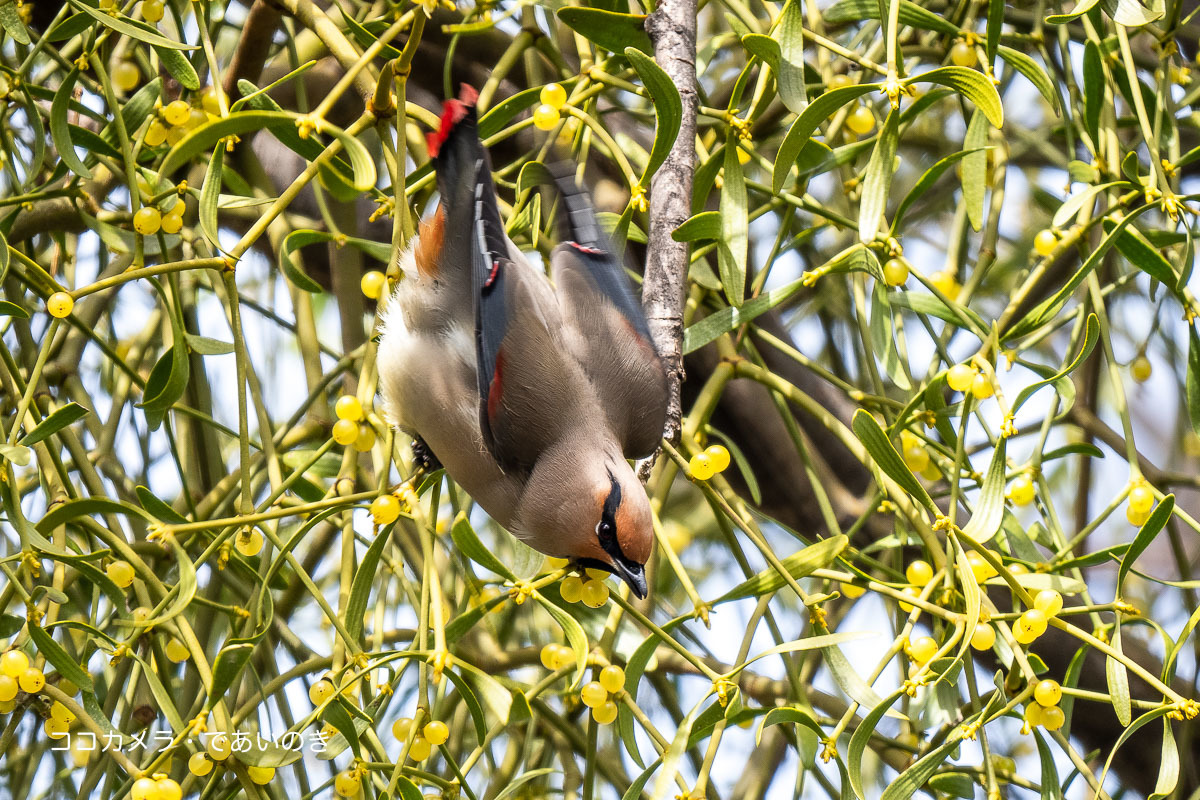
[133, 606, 152, 625]
[45, 717, 69, 739]
[18, 667, 44, 693]
[166, 125, 186, 146]
[160, 213, 183, 235]
[967, 551, 996, 583]
[532, 103, 560, 131]
[309, 678, 335, 706]
[206, 733, 232, 761]
[560, 575, 584, 604]
[585, 567, 609, 581]
[1034, 229, 1058, 257]
[332, 418, 358, 445]
[409, 736, 432, 760]
[235, 529, 264, 557]
[839, 581, 866, 599]
[592, 700, 618, 725]
[392, 716, 413, 740]
[133, 207, 161, 236]
[1020, 608, 1048, 637]
[946, 363, 976, 392]
[247, 766, 274, 785]
[903, 444, 930, 473]
[845, 105, 876, 135]
[113, 61, 140, 92]
[369, 494, 399, 525]
[165, 637, 189, 663]
[44, 290, 75, 319]
[599, 664, 625, 693]
[704, 444, 731, 473]
[970, 624, 995, 650]
[689, 452, 715, 480]
[1040, 704, 1065, 731]
[0, 676, 16, 702]
[580, 681, 607, 708]
[1023, 702, 1044, 728]
[188, 752, 212, 776]
[50, 701, 75, 724]
[353, 424, 376, 452]
[898, 586, 920, 612]
[883, 258, 909, 287]
[540, 83, 568, 109]
[131, 777, 158, 800]
[334, 770, 361, 796]
[200, 86, 222, 115]
[360, 270, 386, 299]
[334, 395, 363, 422]
[540, 645, 559, 669]
[970, 374, 995, 400]
[552, 644, 574, 670]
[423, 720, 449, 745]
[164, 100, 191, 127]
[1033, 589, 1063, 618]
[1034, 679, 1062, 707]
[829, 74, 854, 90]
[1131, 355, 1152, 383]
[580, 579, 609, 608]
[106, 559, 135, 588]
[142, 0, 164, 23]
[1127, 504, 1151, 526]
[1008, 475, 1035, 506]
[930, 269, 961, 299]
[1128, 485, 1154, 514]
[905, 560, 933, 587]
[908, 635, 938, 664]
[186, 107, 207, 130]
[144, 120, 168, 147]
[950, 42, 976, 67]
[1009, 562, 1029, 575]
[156, 777, 182, 800]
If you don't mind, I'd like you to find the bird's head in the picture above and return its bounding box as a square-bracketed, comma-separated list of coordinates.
[516, 444, 653, 598]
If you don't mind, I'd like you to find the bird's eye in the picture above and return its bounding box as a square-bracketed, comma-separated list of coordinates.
[596, 519, 615, 548]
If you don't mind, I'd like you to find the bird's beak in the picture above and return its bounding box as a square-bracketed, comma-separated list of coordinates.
[613, 559, 648, 599]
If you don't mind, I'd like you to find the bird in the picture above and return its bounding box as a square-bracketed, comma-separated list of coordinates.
[376, 86, 669, 599]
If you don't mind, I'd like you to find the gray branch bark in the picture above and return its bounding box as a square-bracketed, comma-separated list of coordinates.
[643, 0, 698, 441]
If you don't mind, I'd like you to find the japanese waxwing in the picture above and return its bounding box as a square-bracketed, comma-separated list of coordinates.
[377, 86, 668, 599]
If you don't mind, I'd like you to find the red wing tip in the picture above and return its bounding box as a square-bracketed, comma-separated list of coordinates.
[426, 84, 479, 158]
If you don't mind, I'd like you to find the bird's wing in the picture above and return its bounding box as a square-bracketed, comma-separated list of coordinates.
[549, 180, 668, 458]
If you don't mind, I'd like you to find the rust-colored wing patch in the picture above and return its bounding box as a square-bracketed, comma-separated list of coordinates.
[414, 205, 446, 279]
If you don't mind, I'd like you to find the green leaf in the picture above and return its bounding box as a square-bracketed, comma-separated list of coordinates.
[531, 591, 589, 688]
[773, 84, 877, 192]
[985, 572, 1085, 594]
[1190, 327, 1200, 438]
[888, 289, 988, 335]
[67, 0, 198, 49]
[451, 513, 516, 580]
[199, 147, 223, 249]
[961, 110, 989, 231]
[997, 47, 1059, 113]
[741, 33, 780, 73]
[1046, 0, 1102, 23]
[1106, 624, 1132, 726]
[1032, 730, 1064, 800]
[825, 0, 959, 34]
[1105, 0, 1162, 26]
[673, 211, 720, 242]
[1105, 220, 1178, 287]
[155, 45, 200, 90]
[1012, 314, 1099, 413]
[321, 698, 362, 758]
[18, 403, 89, 446]
[478, 86, 541, 139]
[869, 283, 910, 390]
[1150, 715, 1180, 799]
[556, 8, 652, 55]
[1118, 494, 1173, 591]
[28, 621, 94, 693]
[961, 438, 1007, 543]
[849, 689, 904, 799]
[185, 334, 234, 356]
[279, 230, 328, 292]
[346, 526, 393, 642]
[774, 0, 808, 113]
[1052, 182, 1125, 229]
[0, 614, 22, 638]
[159, 111, 375, 193]
[1082, 41, 1103, 147]
[716, 535, 847, 602]
[139, 343, 189, 414]
[859, 108, 900, 242]
[756, 706, 822, 761]
[719, 137, 748, 305]
[453, 658, 523, 726]
[0, 0, 31, 44]
[904, 66, 1003, 128]
[207, 641, 256, 710]
[649, 696, 707, 800]
[135, 485, 188, 523]
[51, 68, 93, 179]
[625, 48, 683, 184]
[0, 300, 28, 319]
[35, 496, 153, 534]
[725, 632, 871, 678]
[892, 148, 985, 233]
[880, 726, 967, 800]
[853, 410, 937, 512]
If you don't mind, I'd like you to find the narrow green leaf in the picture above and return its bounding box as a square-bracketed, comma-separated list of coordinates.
[346, 526, 393, 641]
[185, 334, 234, 356]
[625, 48, 683, 183]
[1045, 0, 1103, 22]
[1052, 182, 1124, 229]
[51, 68, 93, 179]
[1189, 327, 1200, 438]
[0, 615, 22, 638]
[649, 697, 706, 800]
[0, 301, 24, 319]
[1107, 0, 1162, 26]
[1118, 494, 1174, 591]
[207, 641, 256, 710]
[1032, 730, 1064, 800]
[880, 727, 967, 800]
[532, 591, 589, 688]
[859, 108, 900, 242]
[986, 0, 1003, 59]
[35, 496, 153, 534]
[892, 148, 985, 233]
[139, 344, 189, 414]
[1012, 314, 1099, 413]
[888, 290, 988, 335]
[823, 0, 959, 34]
[0, 0, 31, 44]
[321, 698, 362, 757]
[19, 403, 89, 446]
[848, 689, 904, 799]
[962, 109, 988, 231]
[1082, 41, 1103, 146]
[200, 147, 223, 249]
[741, 33, 780, 73]
[67, 0, 198, 49]
[1105, 220, 1177, 287]
[869, 283, 910, 390]
[556, 8, 653, 54]
[725, 631, 871, 678]
[852, 409, 937, 512]
[1106, 623, 1132, 726]
[773, 84, 877, 192]
[154, 45, 200, 90]
[962, 438, 1007, 543]
[774, 0, 808, 113]
[28, 621, 94, 692]
[451, 512, 516, 581]
[719, 136, 748, 305]
[1150, 715, 1179, 799]
[904, 66, 1003, 128]
[672, 211, 721, 242]
[716, 535, 847, 602]
[135, 485, 188, 523]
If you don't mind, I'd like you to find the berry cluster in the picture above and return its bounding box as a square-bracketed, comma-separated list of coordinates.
[532, 83, 568, 131]
[332, 395, 376, 452]
[560, 569, 611, 608]
[688, 444, 731, 480]
[1023, 679, 1066, 733]
[579, 664, 625, 725]
[946, 362, 995, 401]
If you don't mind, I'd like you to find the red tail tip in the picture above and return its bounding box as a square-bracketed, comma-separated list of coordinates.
[426, 84, 479, 158]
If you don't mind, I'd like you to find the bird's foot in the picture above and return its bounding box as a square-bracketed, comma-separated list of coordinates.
[411, 436, 442, 472]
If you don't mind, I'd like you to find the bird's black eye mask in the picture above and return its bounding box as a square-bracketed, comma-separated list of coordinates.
[579, 471, 638, 574]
